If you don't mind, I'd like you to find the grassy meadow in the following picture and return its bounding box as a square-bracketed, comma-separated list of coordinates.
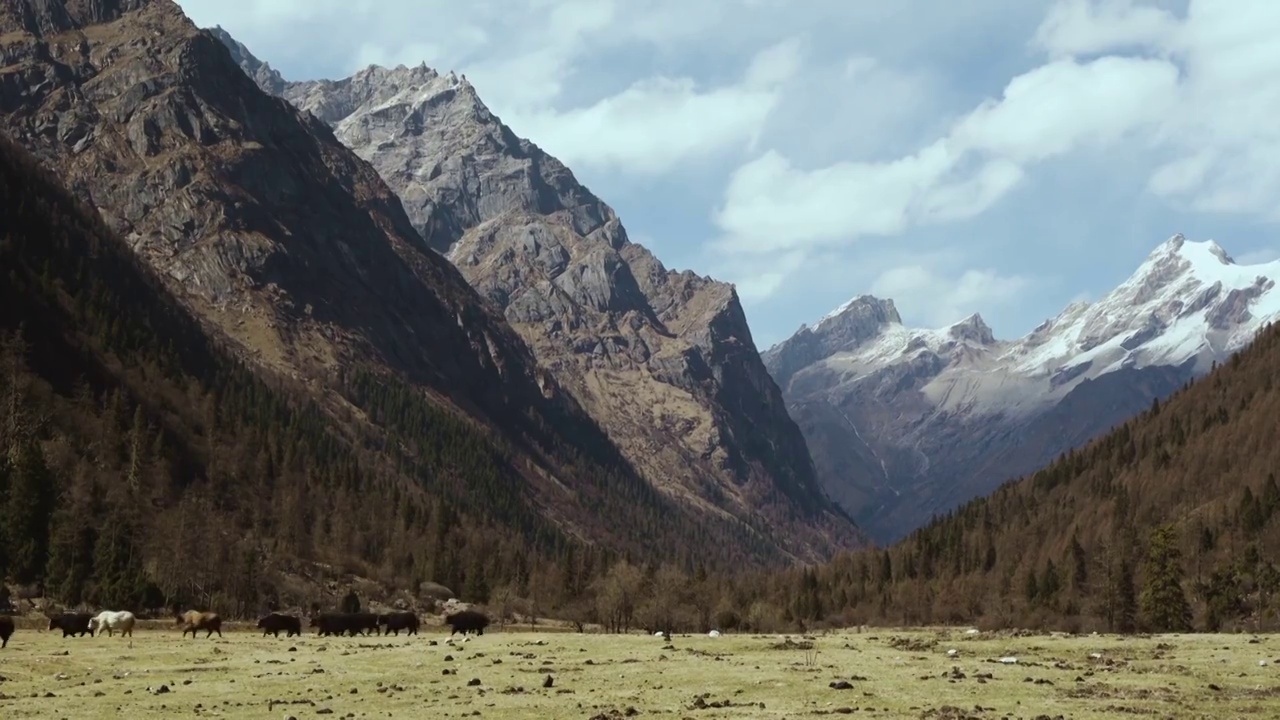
[0, 620, 1278, 718]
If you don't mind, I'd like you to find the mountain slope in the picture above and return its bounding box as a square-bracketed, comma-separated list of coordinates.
[0, 0, 798, 568]
[212, 35, 863, 559]
[754, 316, 1280, 632]
[0, 127, 577, 608]
[765, 235, 1280, 542]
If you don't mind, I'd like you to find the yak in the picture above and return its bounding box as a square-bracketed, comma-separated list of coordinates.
[352, 612, 381, 636]
[48, 612, 95, 638]
[0, 615, 13, 648]
[310, 612, 358, 637]
[378, 611, 420, 636]
[257, 612, 302, 638]
[89, 610, 135, 637]
[444, 609, 490, 636]
[177, 610, 223, 639]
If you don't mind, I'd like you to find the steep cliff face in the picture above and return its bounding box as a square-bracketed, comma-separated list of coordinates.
[0, 0, 823, 566]
[211, 44, 862, 558]
[765, 236, 1280, 544]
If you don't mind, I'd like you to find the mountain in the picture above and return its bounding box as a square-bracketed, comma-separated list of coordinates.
[210, 32, 863, 558]
[0, 0, 818, 570]
[765, 235, 1280, 543]
[751, 316, 1280, 633]
[0, 127, 540, 609]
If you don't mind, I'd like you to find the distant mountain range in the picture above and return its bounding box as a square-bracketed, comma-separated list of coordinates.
[765, 235, 1280, 542]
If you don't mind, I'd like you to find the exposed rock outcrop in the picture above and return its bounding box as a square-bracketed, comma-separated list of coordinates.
[0, 0, 828, 565]
[214, 49, 862, 558]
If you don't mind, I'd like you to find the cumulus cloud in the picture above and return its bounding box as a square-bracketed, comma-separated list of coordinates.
[506, 39, 803, 176]
[713, 0, 1280, 304]
[871, 266, 1033, 329]
[1031, 0, 1180, 58]
[175, 0, 1280, 340]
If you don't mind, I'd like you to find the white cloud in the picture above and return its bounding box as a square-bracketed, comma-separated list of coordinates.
[1031, 0, 1180, 58]
[176, 0, 1280, 342]
[714, 53, 1180, 264]
[871, 266, 1032, 328]
[713, 0, 1280, 308]
[950, 56, 1179, 163]
[504, 39, 802, 176]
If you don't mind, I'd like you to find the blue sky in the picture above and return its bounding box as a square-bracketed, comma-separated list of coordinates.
[176, 0, 1280, 349]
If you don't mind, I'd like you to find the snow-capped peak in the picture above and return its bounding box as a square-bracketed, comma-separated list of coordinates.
[776, 234, 1280, 417]
[818, 294, 901, 327]
[1008, 236, 1280, 378]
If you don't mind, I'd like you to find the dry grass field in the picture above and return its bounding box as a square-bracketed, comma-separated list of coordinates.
[1, 620, 1278, 718]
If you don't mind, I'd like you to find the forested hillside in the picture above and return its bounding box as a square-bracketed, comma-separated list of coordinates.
[730, 322, 1280, 633]
[0, 131, 747, 616]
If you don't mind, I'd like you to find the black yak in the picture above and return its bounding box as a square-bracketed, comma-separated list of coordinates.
[352, 612, 380, 636]
[378, 611, 420, 636]
[48, 613, 95, 637]
[257, 612, 302, 637]
[445, 609, 490, 636]
[177, 610, 223, 638]
[310, 612, 357, 637]
[0, 615, 13, 648]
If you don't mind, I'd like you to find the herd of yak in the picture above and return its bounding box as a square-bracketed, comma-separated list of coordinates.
[0, 608, 491, 648]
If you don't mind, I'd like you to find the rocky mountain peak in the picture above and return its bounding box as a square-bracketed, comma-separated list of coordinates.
[211, 29, 862, 559]
[207, 25, 287, 95]
[947, 313, 995, 345]
[1, 0, 152, 34]
[763, 295, 902, 390]
[772, 233, 1280, 542]
[0, 0, 861, 568]
[818, 294, 902, 329]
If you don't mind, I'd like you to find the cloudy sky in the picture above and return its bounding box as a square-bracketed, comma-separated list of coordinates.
[175, 0, 1280, 349]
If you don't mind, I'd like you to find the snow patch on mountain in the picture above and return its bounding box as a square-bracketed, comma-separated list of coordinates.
[1007, 234, 1280, 379]
[786, 235, 1280, 418]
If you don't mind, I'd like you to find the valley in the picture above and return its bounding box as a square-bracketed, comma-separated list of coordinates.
[1, 623, 1274, 719]
[2, 4, 1280, 699]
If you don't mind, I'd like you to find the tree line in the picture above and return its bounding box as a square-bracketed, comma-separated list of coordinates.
[0, 130, 786, 619]
[5, 122, 1280, 632]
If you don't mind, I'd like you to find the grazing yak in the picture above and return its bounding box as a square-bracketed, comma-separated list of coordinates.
[48, 612, 95, 638]
[0, 615, 13, 648]
[310, 612, 357, 637]
[378, 611, 420, 636]
[177, 610, 222, 639]
[257, 612, 302, 638]
[445, 609, 490, 636]
[89, 610, 135, 637]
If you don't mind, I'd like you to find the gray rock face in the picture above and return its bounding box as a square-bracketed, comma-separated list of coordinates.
[217, 42, 862, 559]
[0, 0, 791, 562]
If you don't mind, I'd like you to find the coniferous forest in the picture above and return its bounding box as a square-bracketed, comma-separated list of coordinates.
[0, 130, 707, 619]
[4, 118, 1280, 634]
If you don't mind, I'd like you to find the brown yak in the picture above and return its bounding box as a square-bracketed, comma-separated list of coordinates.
[176, 609, 223, 639]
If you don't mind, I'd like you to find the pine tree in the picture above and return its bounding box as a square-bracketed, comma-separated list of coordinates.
[92, 509, 146, 609]
[1039, 560, 1061, 604]
[1116, 558, 1138, 634]
[45, 506, 97, 605]
[1068, 535, 1088, 591]
[1139, 525, 1192, 632]
[5, 438, 58, 585]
